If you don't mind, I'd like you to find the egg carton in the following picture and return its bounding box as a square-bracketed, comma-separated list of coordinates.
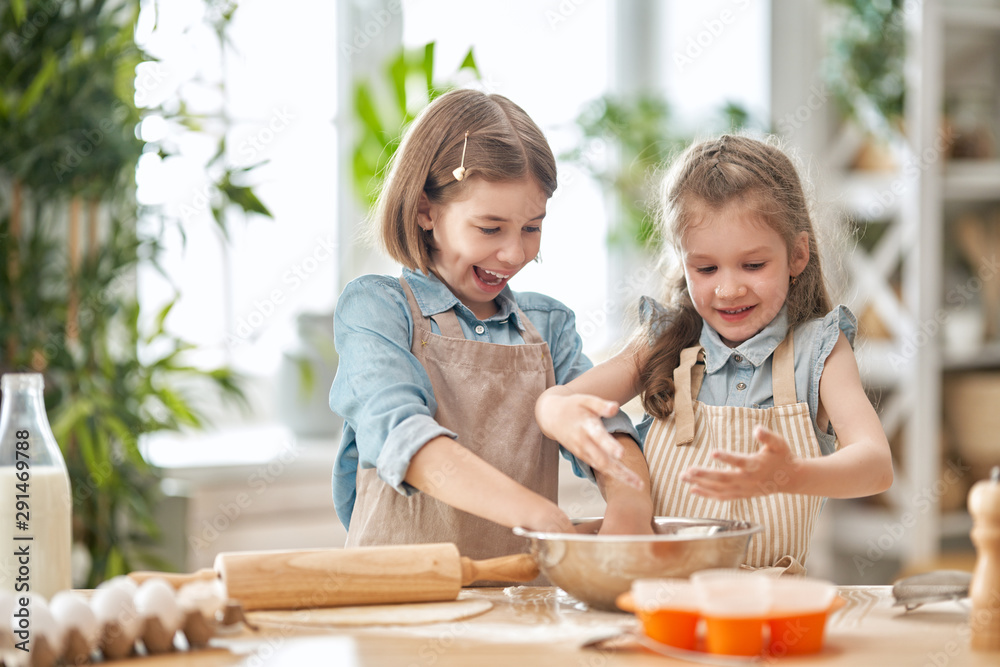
[2, 577, 253, 666]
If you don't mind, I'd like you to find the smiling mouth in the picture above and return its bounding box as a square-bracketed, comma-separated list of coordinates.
[475, 266, 511, 286]
[717, 305, 756, 322]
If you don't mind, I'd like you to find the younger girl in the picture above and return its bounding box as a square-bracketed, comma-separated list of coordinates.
[330, 89, 652, 563]
[536, 134, 893, 573]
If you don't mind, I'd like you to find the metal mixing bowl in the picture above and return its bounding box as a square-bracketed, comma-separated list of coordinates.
[513, 517, 761, 611]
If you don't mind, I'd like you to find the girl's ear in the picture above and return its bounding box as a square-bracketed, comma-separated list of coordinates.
[790, 231, 810, 277]
[417, 191, 433, 231]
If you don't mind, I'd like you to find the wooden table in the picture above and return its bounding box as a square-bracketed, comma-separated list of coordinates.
[101, 586, 998, 666]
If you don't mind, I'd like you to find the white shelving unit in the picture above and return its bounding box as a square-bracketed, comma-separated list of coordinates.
[773, 0, 1000, 581]
[848, 0, 1000, 571]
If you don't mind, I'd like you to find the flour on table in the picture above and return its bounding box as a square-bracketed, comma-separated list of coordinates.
[246, 598, 493, 628]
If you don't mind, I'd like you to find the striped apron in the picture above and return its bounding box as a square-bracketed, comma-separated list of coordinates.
[644, 334, 826, 574]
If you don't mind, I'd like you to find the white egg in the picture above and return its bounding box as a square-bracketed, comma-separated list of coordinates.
[96, 574, 139, 597]
[50, 591, 100, 647]
[134, 578, 184, 634]
[91, 584, 142, 639]
[8, 595, 64, 657]
[176, 579, 227, 619]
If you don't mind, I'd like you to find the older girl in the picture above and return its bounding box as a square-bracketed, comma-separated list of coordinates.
[330, 89, 652, 563]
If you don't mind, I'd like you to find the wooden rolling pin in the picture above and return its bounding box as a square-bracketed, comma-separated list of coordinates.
[129, 543, 538, 610]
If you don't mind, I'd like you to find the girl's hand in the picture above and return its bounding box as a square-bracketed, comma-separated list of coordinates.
[536, 393, 644, 490]
[596, 433, 654, 536]
[408, 436, 577, 533]
[520, 501, 576, 534]
[681, 425, 797, 500]
[599, 505, 655, 536]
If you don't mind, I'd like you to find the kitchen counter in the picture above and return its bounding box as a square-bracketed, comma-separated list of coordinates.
[99, 585, 998, 666]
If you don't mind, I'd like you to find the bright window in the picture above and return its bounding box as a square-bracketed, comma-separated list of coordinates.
[136, 0, 338, 393]
[401, 0, 614, 350]
[136, 0, 771, 422]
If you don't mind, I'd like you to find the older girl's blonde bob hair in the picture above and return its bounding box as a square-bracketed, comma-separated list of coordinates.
[375, 88, 557, 272]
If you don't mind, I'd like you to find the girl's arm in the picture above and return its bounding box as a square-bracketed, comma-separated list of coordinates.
[595, 433, 654, 535]
[794, 331, 894, 497]
[333, 278, 574, 533]
[684, 333, 893, 499]
[536, 344, 648, 494]
[405, 435, 575, 533]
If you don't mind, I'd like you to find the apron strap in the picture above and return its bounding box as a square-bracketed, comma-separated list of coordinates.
[431, 310, 465, 338]
[513, 306, 545, 345]
[399, 277, 432, 346]
[673, 345, 705, 446]
[399, 277, 465, 339]
[771, 332, 798, 406]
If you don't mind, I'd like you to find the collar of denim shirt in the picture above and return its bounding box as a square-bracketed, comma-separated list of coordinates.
[700, 304, 789, 373]
[401, 267, 525, 330]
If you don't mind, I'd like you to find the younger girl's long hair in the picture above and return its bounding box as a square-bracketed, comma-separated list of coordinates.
[638, 134, 832, 420]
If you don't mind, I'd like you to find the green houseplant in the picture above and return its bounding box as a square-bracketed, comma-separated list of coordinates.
[822, 0, 906, 143]
[351, 46, 756, 255]
[0, 0, 262, 585]
[561, 95, 756, 250]
[351, 41, 480, 209]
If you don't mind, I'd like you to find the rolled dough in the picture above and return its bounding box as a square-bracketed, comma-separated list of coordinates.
[246, 598, 493, 627]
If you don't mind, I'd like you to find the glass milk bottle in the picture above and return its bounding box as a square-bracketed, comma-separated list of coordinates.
[0, 373, 72, 599]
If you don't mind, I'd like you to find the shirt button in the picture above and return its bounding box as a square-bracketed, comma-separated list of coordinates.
[733, 354, 743, 362]
[736, 382, 747, 391]
[475, 325, 485, 335]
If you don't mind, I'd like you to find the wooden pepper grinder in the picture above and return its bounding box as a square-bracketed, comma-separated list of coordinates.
[969, 466, 1000, 651]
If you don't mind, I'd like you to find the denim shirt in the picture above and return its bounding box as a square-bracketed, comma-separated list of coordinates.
[330, 268, 640, 529]
[635, 299, 857, 455]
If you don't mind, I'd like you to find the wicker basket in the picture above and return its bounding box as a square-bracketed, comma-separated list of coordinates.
[944, 371, 1000, 481]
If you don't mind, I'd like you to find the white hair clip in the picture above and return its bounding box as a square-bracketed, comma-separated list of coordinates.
[453, 131, 469, 181]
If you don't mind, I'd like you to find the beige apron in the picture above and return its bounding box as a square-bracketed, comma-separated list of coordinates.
[644, 334, 826, 574]
[346, 278, 559, 576]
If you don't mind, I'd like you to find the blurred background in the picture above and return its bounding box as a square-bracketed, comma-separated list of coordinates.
[2, 0, 998, 587]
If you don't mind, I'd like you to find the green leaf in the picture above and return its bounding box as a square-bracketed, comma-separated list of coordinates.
[350, 41, 481, 210]
[220, 180, 272, 217]
[105, 547, 126, 582]
[51, 398, 96, 444]
[16, 52, 59, 117]
[354, 82, 384, 137]
[422, 41, 436, 93]
[211, 205, 230, 239]
[230, 159, 270, 174]
[10, 0, 26, 24]
[102, 412, 143, 458]
[389, 49, 408, 114]
[156, 387, 202, 428]
[74, 424, 102, 488]
[207, 135, 227, 169]
[458, 47, 479, 76]
[153, 299, 176, 336]
[147, 345, 197, 370]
